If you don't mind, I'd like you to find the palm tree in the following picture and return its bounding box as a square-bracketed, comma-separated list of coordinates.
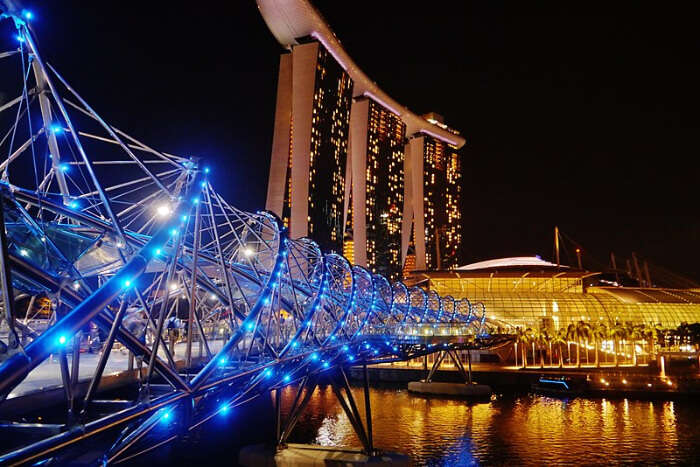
[610, 321, 626, 367]
[576, 321, 591, 368]
[627, 323, 644, 366]
[526, 328, 536, 368]
[593, 323, 607, 368]
[541, 328, 553, 367]
[516, 327, 529, 368]
[553, 328, 567, 368]
[566, 323, 577, 367]
[537, 329, 549, 368]
[644, 322, 663, 364]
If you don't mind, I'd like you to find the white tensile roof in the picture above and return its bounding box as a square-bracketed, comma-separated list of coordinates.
[456, 256, 566, 271]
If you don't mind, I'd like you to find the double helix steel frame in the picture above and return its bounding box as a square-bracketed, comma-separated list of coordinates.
[0, 8, 510, 465]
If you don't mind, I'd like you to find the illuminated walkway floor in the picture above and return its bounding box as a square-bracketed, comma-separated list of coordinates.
[7, 340, 225, 400]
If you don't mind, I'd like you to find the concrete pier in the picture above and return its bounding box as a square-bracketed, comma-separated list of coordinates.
[239, 443, 409, 466]
[407, 381, 492, 397]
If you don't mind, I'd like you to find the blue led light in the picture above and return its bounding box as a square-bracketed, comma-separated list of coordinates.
[348, 355, 355, 361]
[58, 335, 67, 345]
[50, 124, 62, 134]
[283, 374, 290, 383]
[364, 343, 370, 349]
[22, 10, 33, 20]
[246, 323, 254, 331]
[170, 228, 178, 236]
[192, 197, 200, 204]
[181, 214, 187, 222]
[219, 357, 227, 366]
[263, 368, 272, 377]
[16, 35, 25, 43]
[122, 279, 132, 288]
[58, 163, 69, 172]
[311, 352, 319, 360]
[539, 378, 570, 390]
[201, 181, 206, 188]
[219, 404, 229, 415]
[154, 248, 162, 256]
[322, 362, 329, 369]
[161, 411, 171, 422]
[291, 341, 298, 348]
[204, 167, 210, 173]
[342, 345, 349, 352]
[68, 201, 79, 209]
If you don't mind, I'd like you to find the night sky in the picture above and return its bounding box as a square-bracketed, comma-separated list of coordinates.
[20, 1, 700, 281]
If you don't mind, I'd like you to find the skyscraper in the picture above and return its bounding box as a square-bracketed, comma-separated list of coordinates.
[265, 39, 353, 253]
[349, 97, 406, 280]
[259, 0, 465, 271]
[404, 116, 463, 270]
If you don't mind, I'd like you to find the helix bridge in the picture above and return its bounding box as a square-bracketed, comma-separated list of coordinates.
[0, 7, 510, 465]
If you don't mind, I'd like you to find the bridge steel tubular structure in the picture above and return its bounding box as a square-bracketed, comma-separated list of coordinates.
[0, 8, 511, 465]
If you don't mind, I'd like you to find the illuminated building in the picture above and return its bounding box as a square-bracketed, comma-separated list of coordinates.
[402, 250, 417, 280]
[349, 97, 406, 280]
[405, 113, 462, 271]
[265, 38, 353, 252]
[407, 257, 700, 330]
[259, 0, 465, 266]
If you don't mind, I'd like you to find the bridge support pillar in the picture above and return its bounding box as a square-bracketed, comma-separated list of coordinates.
[408, 348, 491, 397]
[273, 367, 379, 457]
[362, 363, 374, 454]
[276, 375, 317, 449]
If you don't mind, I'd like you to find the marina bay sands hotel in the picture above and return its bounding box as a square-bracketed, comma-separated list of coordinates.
[259, 0, 465, 279]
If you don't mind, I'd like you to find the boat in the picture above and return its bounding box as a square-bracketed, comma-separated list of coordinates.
[531, 375, 586, 396]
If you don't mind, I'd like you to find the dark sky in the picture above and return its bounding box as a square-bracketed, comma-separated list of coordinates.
[21, 1, 700, 280]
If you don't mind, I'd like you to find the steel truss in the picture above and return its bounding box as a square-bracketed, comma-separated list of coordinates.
[0, 8, 510, 465]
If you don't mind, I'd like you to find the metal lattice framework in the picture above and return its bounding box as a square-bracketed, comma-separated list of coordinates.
[0, 9, 509, 464]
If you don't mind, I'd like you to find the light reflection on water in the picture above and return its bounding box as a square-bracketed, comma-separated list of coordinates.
[282, 384, 700, 466]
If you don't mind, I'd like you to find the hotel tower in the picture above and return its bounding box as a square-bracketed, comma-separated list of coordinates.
[259, 0, 465, 276]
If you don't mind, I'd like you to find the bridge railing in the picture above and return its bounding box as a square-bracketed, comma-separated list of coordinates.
[362, 323, 484, 339]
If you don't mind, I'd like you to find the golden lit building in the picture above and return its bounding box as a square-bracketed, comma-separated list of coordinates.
[265, 37, 353, 253]
[259, 0, 466, 268]
[349, 97, 406, 280]
[407, 257, 700, 330]
[405, 115, 463, 271]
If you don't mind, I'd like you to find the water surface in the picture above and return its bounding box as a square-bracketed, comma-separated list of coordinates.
[282, 384, 700, 466]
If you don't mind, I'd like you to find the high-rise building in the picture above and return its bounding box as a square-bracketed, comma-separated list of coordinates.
[349, 97, 406, 280]
[404, 114, 463, 270]
[266, 39, 353, 253]
[259, 0, 465, 271]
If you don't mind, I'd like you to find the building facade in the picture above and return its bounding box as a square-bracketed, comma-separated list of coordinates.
[259, 0, 466, 270]
[403, 116, 463, 271]
[349, 97, 406, 280]
[407, 257, 700, 330]
[266, 40, 353, 253]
